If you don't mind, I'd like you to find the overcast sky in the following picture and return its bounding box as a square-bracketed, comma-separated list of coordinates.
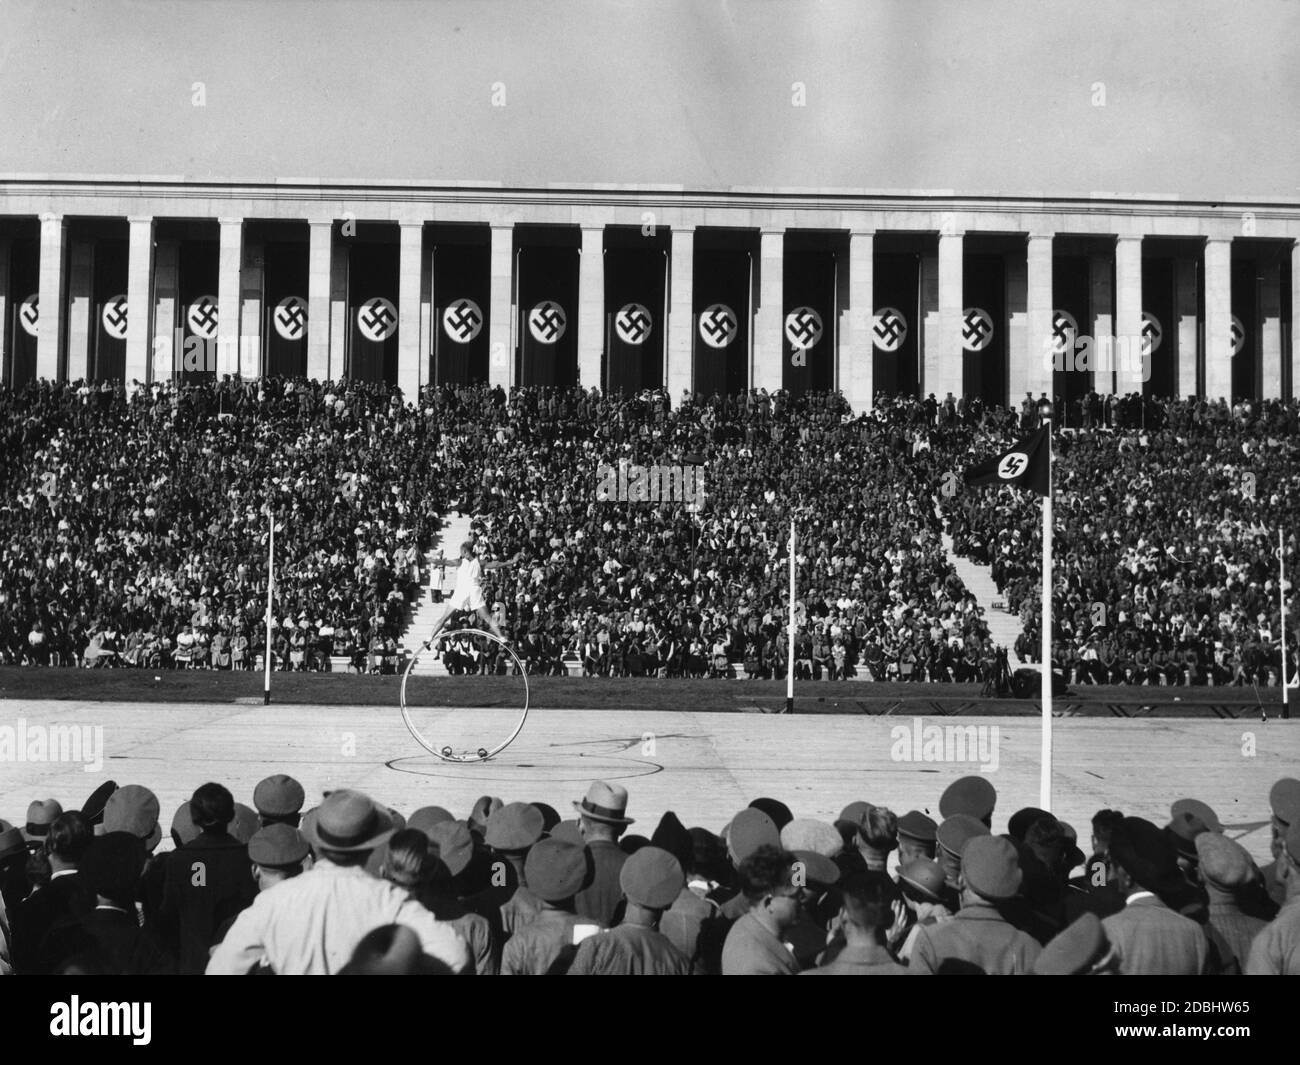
[1, 0, 1296, 200]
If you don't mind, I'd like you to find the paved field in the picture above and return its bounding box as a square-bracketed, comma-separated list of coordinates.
[0, 699, 1293, 865]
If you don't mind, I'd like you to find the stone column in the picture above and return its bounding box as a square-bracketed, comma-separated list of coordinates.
[926, 231, 963, 399]
[1203, 238, 1233, 401]
[240, 239, 263, 378]
[1089, 250, 1114, 394]
[67, 240, 94, 382]
[397, 221, 424, 402]
[1114, 236, 1144, 395]
[37, 213, 66, 380]
[152, 240, 179, 382]
[666, 227, 694, 402]
[329, 233, 348, 380]
[842, 230, 873, 411]
[752, 230, 784, 393]
[217, 217, 243, 378]
[125, 217, 154, 384]
[578, 225, 604, 389]
[1259, 252, 1282, 399]
[307, 220, 333, 381]
[0, 237, 10, 386]
[1024, 234, 1054, 403]
[488, 224, 513, 389]
[1174, 256, 1198, 399]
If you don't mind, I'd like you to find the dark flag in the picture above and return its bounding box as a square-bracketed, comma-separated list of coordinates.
[964, 425, 1051, 496]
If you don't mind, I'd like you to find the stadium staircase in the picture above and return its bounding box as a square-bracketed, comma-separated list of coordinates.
[397, 510, 477, 674]
[941, 532, 1027, 668]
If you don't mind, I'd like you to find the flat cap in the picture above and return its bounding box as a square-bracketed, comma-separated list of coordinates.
[100, 785, 162, 853]
[253, 774, 306, 819]
[170, 801, 201, 847]
[230, 803, 260, 845]
[896, 810, 938, 844]
[962, 835, 1022, 900]
[939, 776, 997, 822]
[407, 806, 455, 836]
[1033, 913, 1110, 975]
[727, 808, 780, 866]
[937, 814, 991, 859]
[619, 845, 685, 909]
[781, 819, 843, 859]
[525, 837, 590, 902]
[1194, 832, 1253, 889]
[548, 819, 584, 846]
[485, 802, 545, 852]
[248, 824, 310, 869]
[1270, 778, 1300, 827]
[427, 820, 474, 878]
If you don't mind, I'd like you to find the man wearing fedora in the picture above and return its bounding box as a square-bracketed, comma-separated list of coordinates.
[11, 811, 94, 974]
[206, 789, 469, 975]
[573, 781, 633, 927]
[567, 845, 693, 975]
[1101, 816, 1212, 975]
[910, 836, 1042, 975]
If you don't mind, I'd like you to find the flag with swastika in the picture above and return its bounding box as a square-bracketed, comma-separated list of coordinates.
[964, 426, 1050, 496]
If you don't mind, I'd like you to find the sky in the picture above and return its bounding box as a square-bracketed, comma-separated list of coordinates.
[0, 0, 1296, 200]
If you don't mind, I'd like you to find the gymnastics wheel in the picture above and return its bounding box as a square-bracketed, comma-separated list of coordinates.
[399, 628, 530, 763]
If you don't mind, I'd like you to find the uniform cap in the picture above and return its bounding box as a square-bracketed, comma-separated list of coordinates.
[485, 802, 545, 852]
[1033, 913, 1110, 975]
[961, 835, 1022, 900]
[253, 774, 306, 819]
[781, 819, 843, 858]
[619, 845, 685, 909]
[896, 810, 938, 845]
[524, 837, 591, 902]
[727, 808, 780, 866]
[936, 814, 990, 859]
[939, 776, 997, 822]
[897, 857, 945, 902]
[248, 824, 310, 869]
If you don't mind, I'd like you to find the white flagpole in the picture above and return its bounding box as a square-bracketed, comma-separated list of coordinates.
[264, 511, 274, 706]
[787, 519, 796, 715]
[1282, 528, 1292, 718]
[1040, 419, 1053, 810]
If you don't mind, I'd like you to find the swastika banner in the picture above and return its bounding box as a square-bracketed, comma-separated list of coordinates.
[605, 244, 665, 393]
[434, 239, 491, 385]
[517, 243, 578, 387]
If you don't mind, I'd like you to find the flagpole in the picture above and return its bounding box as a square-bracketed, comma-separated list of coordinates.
[1040, 413, 1053, 810]
[1282, 528, 1291, 719]
[264, 509, 274, 706]
[786, 519, 796, 715]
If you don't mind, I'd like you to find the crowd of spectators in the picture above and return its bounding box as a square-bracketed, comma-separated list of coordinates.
[943, 395, 1300, 687]
[0, 378, 441, 673]
[2, 772, 1297, 975]
[0, 377, 1295, 689]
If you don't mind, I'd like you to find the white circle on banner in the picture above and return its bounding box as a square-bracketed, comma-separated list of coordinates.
[528, 300, 567, 344]
[102, 295, 129, 339]
[614, 303, 652, 345]
[358, 297, 398, 342]
[1229, 314, 1244, 357]
[1141, 312, 1163, 356]
[273, 296, 308, 341]
[443, 298, 484, 344]
[1050, 310, 1077, 355]
[997, 452, 1029, 480]
[784, 306, 823, 350]
[872, 307, 907, 352]
[19, 293, 39, 337]
[962, 307, 994, 352]
[698, 303, 738, 349]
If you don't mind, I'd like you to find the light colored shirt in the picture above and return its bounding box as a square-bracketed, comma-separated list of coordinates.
[206, 861, 469, 975]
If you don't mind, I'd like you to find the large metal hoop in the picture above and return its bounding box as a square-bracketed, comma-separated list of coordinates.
[399, 628, 530, 763]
